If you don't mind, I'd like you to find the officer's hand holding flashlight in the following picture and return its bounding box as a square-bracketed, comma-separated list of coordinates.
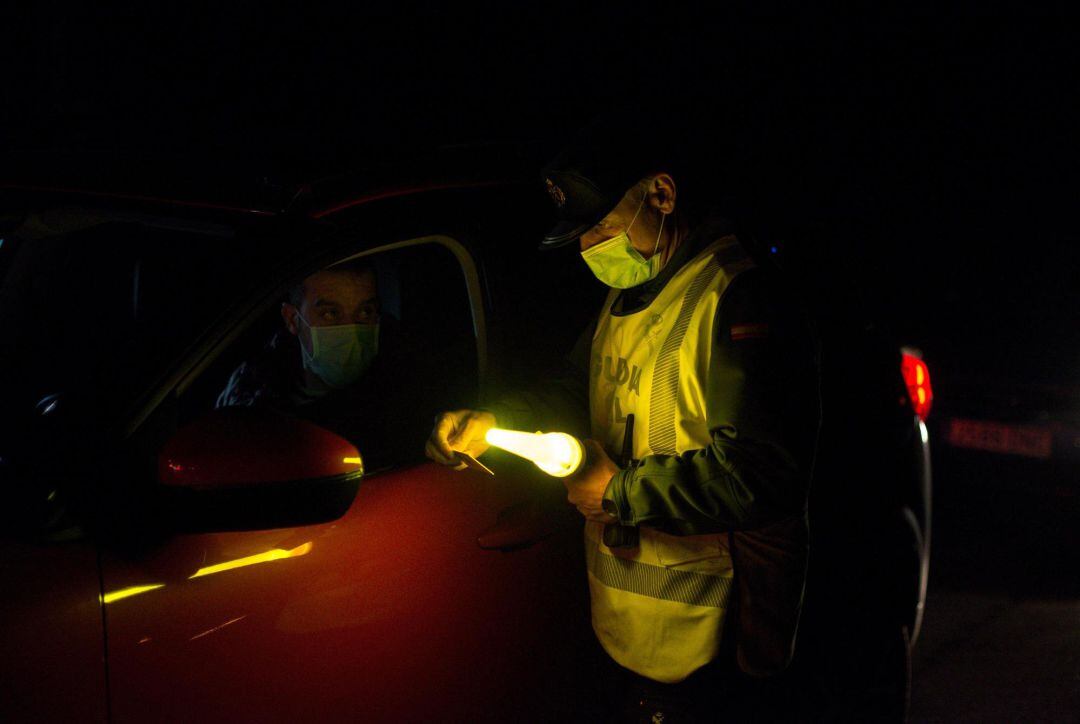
[426, 409, 496, 469]
[564, 439, 620, 523]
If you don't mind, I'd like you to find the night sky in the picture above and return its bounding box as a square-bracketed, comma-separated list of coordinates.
[5, 4, 1077, 388]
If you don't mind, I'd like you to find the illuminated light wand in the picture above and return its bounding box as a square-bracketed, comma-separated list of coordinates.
[483, 428, 585, 478]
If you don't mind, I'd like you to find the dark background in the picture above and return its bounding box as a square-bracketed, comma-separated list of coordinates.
[4, 3, 1078, 719]
[4, 4, 1076, 384]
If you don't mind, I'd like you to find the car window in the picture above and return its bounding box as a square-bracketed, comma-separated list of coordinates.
[0, 216, 247, 419]
[183, 238, 480, 472]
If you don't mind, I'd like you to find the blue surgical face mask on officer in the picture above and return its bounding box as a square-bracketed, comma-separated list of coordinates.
[296, 315, 379, 389]
[580, 188, 666, 289]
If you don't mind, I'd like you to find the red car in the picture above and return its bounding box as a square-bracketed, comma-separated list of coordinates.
[0, 148, 932, 721]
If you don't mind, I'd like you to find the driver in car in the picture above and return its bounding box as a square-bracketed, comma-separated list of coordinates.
[217, 259, 381, 410]
[216, 259, 426, 467]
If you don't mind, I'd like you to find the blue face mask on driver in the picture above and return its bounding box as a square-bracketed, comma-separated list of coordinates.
[296, 315, 380, 389]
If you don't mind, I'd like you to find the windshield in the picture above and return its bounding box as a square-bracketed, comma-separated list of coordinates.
[0, 209, 248, 424]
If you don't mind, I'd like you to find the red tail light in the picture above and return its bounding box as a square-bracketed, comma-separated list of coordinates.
[901, 350, 933, 421]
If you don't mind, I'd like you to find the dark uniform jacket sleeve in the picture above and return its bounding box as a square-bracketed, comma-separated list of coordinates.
[602, 268, 820, 535]
[485, 320, 593, 440]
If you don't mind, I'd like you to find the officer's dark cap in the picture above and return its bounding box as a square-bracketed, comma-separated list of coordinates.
[539, 117, 673, 250]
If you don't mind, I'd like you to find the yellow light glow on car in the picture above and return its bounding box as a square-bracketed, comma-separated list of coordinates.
[484, 428, 584, 477]
[189, 542, 313, 580]
[101, 584, 166, 604]
[343, 457, 363, 465]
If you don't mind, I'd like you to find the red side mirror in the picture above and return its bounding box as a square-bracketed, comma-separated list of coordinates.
[159, 407, 364, 489]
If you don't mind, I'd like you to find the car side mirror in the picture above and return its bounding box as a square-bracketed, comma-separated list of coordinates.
[158, 407, 364, 532]
[160, 406, 364, 488]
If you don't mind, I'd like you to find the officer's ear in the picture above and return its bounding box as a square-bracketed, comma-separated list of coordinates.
[648, 174, 677, 215]
[281, 302, 301, 336]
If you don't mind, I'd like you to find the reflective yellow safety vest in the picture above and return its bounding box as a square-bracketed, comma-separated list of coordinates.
[587, 234, 756, 684]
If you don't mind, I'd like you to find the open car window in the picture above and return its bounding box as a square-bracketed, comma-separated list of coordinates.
[180, 237, 481, 472]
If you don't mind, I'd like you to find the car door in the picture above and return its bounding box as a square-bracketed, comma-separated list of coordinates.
[0, 217, 148, 724]
[0, 505, 107, 723]
[98, 219, 595, 723]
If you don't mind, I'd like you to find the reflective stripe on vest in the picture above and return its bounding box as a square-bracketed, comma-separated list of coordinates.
[586, 529, 734, 607]
[586, 235, 755, 684]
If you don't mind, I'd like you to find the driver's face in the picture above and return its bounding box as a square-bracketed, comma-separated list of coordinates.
[283, 269, 379, 348]
[298, 269, 379, 327]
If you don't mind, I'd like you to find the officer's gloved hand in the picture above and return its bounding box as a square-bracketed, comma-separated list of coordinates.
[425, 409, 496, 470]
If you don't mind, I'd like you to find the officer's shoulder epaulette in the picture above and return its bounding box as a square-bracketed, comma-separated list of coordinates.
[712, 235, 755, 269]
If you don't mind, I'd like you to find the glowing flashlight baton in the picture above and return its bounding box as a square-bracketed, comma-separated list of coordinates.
[484, 428, 585, 478]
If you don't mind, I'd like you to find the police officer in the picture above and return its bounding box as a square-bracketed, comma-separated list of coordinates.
[426, 121, 820, 721]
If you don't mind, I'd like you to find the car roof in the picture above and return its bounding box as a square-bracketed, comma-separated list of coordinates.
[0, 142, 552, 221]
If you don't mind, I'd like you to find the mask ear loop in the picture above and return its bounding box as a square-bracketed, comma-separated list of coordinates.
[293, 310, 317, 362]
[640, 178, 665, 261]
[624, 189, 647, 236]
[651, 210, 666, 259]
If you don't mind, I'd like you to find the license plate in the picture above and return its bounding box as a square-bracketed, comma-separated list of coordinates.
[946, 418, 1054, 459]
